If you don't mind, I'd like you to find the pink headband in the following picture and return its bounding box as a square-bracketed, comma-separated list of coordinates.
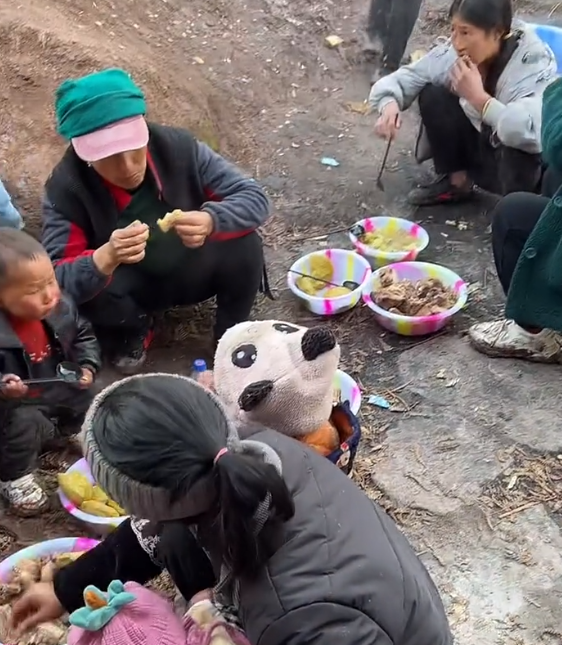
[214, 447, 228, 464]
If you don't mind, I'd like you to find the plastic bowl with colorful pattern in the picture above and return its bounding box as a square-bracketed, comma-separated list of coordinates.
[348, 216, 430, 269]
[287, 249, 372, 316]
[0, 536, 99, 582]
[58, 458, 128, 537]
[362, 261, 468, 336]
[333, 369, 361, 416]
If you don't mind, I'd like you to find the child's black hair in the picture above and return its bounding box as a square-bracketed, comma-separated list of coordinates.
[449, 0, 512, 35]
[0, 229, 47, 288]
[92, 375, 295, 579]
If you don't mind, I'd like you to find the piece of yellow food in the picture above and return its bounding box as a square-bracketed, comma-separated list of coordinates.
[53, 552, 86, 568]
[59, 471, 126, 517]
[90, 485, 109, 503]
[157, 209, 183, 232]
[80, 500, 121, 518]
[58, 472, 93, 506]
[296, 255, 335, 296]
[107, 499, 126, 515]
[360, 228, 419, 253]
[323, 286, 351, 298]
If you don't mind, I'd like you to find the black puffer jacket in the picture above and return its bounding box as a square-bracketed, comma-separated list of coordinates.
[0, 293, 101, 386]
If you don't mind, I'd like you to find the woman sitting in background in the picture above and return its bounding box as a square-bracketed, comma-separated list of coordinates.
[369, 0, 556, 206]
[469, 78, 562, 363]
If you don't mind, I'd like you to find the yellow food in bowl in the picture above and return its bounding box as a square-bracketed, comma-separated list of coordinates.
[323, 286, 351, 298]
[296, 255, 335, 296]
[360, 229, 419, 253]
[58, 472, 126, 518]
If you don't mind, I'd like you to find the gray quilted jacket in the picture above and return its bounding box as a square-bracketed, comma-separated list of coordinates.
[369, 20, 557, 156]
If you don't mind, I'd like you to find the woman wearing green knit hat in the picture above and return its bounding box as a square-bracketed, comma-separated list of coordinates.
[42, 68, 270, 373]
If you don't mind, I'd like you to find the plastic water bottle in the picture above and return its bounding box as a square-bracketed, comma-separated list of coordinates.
[191, 359, 207, 379]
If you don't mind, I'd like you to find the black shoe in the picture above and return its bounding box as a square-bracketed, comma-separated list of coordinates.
[407, 175, 474, 206]
[113, 326, 154, 375]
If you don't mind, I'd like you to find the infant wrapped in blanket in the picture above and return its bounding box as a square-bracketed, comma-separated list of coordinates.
[67, 580, 250, 645]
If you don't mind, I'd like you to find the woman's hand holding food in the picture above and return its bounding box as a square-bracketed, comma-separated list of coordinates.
[450, 57, 490, 111]
[94, 221, 149, 274]
[374, 101, 401, 141]
[172, 211, 214, 249]
[11, 582, 64, 634]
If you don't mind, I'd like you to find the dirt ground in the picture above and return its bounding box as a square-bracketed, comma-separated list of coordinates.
[2, 0, 562, 642]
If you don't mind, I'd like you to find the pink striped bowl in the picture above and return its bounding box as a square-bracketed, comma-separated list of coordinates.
[0, 537, 99, 582]
[334, 369, 361, 415]
[349, 216, 429, 269]
[288, 249, 372, 316]
[58, 458, 128, 536]
[362, 261, 468, 336]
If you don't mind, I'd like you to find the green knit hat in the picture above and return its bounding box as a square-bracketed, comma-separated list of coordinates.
[55, 68, 147, 140]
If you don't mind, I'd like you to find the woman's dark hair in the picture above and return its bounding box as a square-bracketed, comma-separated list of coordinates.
[449, 0, 512, 35]
[93, 375, 295, 578]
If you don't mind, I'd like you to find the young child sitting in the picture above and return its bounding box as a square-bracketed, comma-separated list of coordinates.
[0, 229, 100, 515]
[68, 581, 250, 645]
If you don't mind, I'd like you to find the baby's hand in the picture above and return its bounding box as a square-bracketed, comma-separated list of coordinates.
[78, 367, 95, 389]
[0, 374, 29, 399]
[197, 370, 215, 392]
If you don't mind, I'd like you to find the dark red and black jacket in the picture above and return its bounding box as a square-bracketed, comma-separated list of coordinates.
[41, 123, 270, 304]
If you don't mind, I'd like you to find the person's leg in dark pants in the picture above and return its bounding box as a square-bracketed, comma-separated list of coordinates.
[366, 0, 391, 52]
[79, 265, 156, 373]
[157, 520, 216, 602]
[42, 388, 95, 454]
[491, 192, 548, 295]
[469, 192, 562, 362]
[366, 0, 423, 76]
[409, 84, 478, 206]
[474, 143, 542, 197]
[212, 233, 264, 342]
[170, 232, 264, 345]
[0, 407, 53, 515]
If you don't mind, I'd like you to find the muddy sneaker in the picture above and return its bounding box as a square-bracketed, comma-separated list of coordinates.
[469, 319, 562, 363]
[113, 327, 154, 375]
[0, 474, 49, 517]
[407, 175, 474, 206]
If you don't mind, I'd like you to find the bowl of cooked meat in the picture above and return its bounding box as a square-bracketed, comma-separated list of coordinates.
[362, 262, 468, 336]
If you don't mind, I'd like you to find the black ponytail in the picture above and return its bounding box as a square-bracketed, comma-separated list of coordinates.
[89, 375, 295, 578]
[214, 451, 294, 579]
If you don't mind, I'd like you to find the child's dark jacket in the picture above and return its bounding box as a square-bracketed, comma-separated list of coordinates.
[0, 293, 101, 407]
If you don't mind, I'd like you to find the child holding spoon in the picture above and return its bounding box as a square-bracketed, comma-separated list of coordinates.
[0, 229, 101, 515]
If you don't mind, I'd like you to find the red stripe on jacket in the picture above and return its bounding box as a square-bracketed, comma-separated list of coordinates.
[53, 223, 94, 266]
[58, 153, 254, 265]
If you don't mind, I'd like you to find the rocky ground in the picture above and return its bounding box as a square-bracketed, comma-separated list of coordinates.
[2, 0, 562, 642]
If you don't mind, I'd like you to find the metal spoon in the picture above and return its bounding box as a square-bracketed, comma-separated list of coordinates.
[290, 270, 359, 291]
[5, 361, 84, 387]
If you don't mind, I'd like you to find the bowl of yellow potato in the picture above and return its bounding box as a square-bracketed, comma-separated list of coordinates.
[287, 249, 371, 316]
[348, 216, 429, 269]
[58, 459, 128, 536]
